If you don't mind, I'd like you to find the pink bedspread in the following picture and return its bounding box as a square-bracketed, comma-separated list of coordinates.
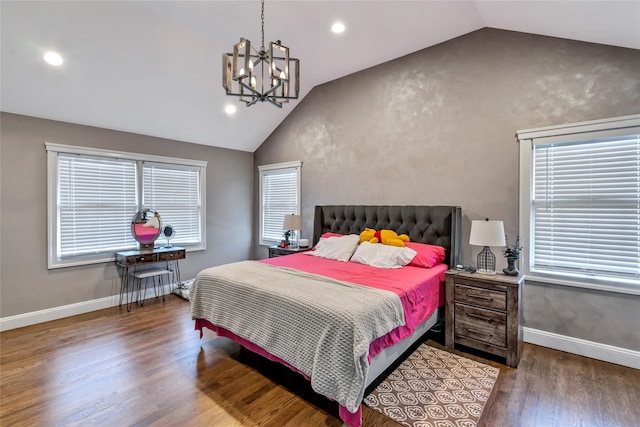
[194, 254, 446, 427]
[262, 253, 446, 359]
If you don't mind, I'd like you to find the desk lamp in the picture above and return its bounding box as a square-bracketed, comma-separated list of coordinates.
[283, 214, 302, 248]
[469, 218, 506, 275]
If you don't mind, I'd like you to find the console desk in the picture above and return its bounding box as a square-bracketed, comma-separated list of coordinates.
[116, 246, 185, 311]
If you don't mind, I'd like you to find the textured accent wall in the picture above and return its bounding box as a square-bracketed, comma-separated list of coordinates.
[254, 29, 640, 351]
[0, 113, 254, 318]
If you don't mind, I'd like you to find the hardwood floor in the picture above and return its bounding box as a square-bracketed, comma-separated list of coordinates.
[1, 295, 638, 427]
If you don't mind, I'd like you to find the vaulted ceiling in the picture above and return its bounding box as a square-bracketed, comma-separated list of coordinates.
[2, 1, 639, 152]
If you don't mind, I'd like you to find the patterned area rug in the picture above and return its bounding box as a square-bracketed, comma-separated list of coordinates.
[364, 343, 500, 427]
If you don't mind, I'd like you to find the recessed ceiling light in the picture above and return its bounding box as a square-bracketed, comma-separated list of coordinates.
[44, 51, 63, 66]
[331, 22, 345, 34]
[225, 104, 237, 115]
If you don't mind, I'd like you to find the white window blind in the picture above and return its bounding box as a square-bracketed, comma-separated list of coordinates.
[58, 154, 138, 257]
[143, 163, 202, 246]
[518, 114, 640, 291]
[533, 137, 640, 282]
[259, 161, 301, 244]
[47, 143, 207, 269]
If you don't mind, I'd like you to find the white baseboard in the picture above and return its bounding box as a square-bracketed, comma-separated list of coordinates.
[524, 327, 640, 370]
[0, 284, 174, 332]
[0, 295, 121, 332]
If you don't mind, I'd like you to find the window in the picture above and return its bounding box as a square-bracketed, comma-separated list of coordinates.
[142, 163, 202, 246]
[517, 114, 640, 293]
[258, 161, 301, 245]
[47, 143, 207, 269]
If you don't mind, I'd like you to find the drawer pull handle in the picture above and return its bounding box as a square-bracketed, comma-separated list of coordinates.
[470, 294, 494, 302]
[467, 313, 495, 323]
[467, 327, 493, 337]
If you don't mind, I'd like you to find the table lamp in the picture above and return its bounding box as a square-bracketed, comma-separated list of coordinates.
[283, 214, 302, 248]
[469, 218, 506, 274]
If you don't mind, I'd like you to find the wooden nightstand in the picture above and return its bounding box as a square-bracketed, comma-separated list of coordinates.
[445, 270, 525, 368]
[268, 246, 312, 258]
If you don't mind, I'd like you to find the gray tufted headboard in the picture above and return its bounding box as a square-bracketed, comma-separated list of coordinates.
[313, 205, 461, 268]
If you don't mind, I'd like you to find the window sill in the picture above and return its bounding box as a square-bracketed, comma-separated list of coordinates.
[48, 255, 117, 270]
[49, 244, 205, 269]
[524, 273, 640, 296]
[259, 240, 280, 247]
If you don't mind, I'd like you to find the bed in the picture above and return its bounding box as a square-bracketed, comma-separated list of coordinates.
[191, 205, 461, 426]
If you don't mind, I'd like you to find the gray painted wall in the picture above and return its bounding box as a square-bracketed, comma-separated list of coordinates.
[0, 113, 254, 318]
[254, 29, 640, 351]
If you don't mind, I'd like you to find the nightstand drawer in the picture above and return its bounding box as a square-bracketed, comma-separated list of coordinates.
[454, 283, 506, 311]
[454, 303, 506, 347]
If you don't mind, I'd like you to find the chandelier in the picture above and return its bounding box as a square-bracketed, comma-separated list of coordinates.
[222, 0, 300, 108]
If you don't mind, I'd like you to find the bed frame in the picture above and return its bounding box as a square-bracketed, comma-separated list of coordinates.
[312, 205, 461, 387]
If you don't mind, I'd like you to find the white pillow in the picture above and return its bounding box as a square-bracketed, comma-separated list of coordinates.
[350, 241, 417, 269]
[305, 234, 360, 262]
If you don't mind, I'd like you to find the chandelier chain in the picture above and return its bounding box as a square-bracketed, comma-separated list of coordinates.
[260, 0, 265, 53]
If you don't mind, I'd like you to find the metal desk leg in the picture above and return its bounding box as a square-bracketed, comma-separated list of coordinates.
[119, 266, 131, 311]
[168, 260, 181, 295]
[128, 267, 139, 312]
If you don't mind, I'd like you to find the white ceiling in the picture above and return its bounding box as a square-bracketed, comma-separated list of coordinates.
[2, 1, 639, 152]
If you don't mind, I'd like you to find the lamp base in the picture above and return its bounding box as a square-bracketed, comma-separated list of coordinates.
[476, 246, 497, 275]
[286, 230, 299, 249]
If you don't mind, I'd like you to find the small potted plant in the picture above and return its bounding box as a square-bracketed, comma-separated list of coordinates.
[502, 235, 522, 276]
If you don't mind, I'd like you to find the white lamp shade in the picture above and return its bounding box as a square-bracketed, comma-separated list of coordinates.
[283, 214, 302, 231]
[469, 220, 506, 247]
